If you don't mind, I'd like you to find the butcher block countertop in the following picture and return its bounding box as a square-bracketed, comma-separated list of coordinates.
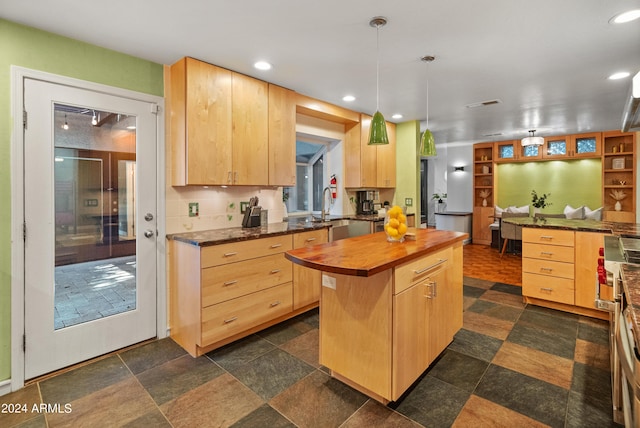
[285, 228, 468, 277]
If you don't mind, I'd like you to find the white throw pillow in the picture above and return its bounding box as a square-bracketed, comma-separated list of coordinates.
[584, 206, 603, 221]
[506, 205, 529, 214]
[564, 205, 584, 219]
[494, 205, 504, 217]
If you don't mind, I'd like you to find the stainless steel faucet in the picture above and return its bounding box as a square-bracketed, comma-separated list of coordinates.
[321, 186, 331, 221]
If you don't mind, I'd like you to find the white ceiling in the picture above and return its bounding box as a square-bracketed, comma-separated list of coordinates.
[2, 0, 639, 145]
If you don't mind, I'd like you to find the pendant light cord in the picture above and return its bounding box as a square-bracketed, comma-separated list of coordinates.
[421, 55, 435, 129]
[376, 23, 380, 111]
[426, 68, 429, 128]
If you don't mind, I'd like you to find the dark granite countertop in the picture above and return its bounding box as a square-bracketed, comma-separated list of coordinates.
[167, 213, 417, 247]
[502, 217, 640, 238]
[167, 218, 330, 246]
[621, 264, 640, 349]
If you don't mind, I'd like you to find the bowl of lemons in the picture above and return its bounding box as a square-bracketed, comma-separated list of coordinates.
[384, 205, 408, 242]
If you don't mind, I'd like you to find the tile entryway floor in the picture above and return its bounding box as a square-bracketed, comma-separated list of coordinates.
[54, 255, 136, 329]
[2, 276, 618, 427]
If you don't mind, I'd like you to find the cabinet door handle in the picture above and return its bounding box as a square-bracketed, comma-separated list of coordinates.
[227, 171, 233, 184]
[424, 280, 436, 299]
[223, 280, 238, 286]
[223, 252, 238, 257]
[305, 238, 316, 242]
[540, 251, 554, 256]
[540, 235, 554, 240]
[270, 269, 281, 274]
[224, 316, 238, 324]
[270, 244, 282, 249]
[234, 171, 238, 184]
[540, 267, 553, 272]
[270, 301, 281, 307]
[414, 259, 447, 275]
[540, 287, 553, 292]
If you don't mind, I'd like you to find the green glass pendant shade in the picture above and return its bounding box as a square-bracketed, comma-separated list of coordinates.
[368, 111, 389, 145]
[419, 129, 436, 157]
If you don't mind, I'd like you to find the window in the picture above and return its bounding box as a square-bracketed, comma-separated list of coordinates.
[285, 139, 327, 215]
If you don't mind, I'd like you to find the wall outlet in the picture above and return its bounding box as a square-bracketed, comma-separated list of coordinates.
[405, 198, 413, 207]
[188, 202, 199, 217]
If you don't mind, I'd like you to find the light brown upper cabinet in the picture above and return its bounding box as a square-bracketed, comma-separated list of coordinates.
[268, 84, 296, 187]
[170, 57, 233, 186]
[169, 57, 294, 186]
[231, 72, 269, 185]
[493, 139, 542, 162]
[542, 132, 602, 159]
[345, 114, 396, 188]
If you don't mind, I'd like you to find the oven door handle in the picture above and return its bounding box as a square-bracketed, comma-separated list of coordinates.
[615, 312, 640, 398]
[595, 273, 616, 312]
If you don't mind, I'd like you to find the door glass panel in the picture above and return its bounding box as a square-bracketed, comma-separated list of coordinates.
[522, 145, 539, 157]
[499, 145, 514, 159]
[575, 137, 597, 154]
[53, 103, 137, 329]
[546, 140, 567, 156]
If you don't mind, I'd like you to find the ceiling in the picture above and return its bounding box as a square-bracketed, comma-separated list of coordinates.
[2, 0, 639, 146]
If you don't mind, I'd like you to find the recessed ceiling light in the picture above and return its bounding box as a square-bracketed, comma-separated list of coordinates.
[609, 71, 631, 80]
[342, 95, 356, 102]
[609, 9, 640, 24]
[392, 114, 403, 120]
[254, 61, 272, 70]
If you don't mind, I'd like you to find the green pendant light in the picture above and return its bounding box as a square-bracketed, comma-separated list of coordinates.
[368, 17, 389, 145]
[419, 55, 437, 157]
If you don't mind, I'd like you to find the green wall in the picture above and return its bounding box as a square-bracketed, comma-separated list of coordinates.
[496, 159, 602, 213]
[0, 19, 163, 382]
[395, 121, 420, 217]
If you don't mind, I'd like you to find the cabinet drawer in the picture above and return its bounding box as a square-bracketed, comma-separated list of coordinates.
[201, 235, 293, 267]
[201, 283, 292, 346]
[522, 228, 574, 247]
[394, 247, 452, 294]
[522, 243, 574, 263]
[523, 258, 574, 279]
[202, 254, 292, 307]
[523, 273, 575, 305]
[293, 229, 329, 248]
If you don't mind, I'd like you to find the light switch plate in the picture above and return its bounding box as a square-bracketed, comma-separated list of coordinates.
[188, 202, 199, 217]
[405, 198, 413, 207]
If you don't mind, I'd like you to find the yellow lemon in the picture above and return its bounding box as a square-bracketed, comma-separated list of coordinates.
[388, 218, 400, 229]
[398, 213, 407, 224]
[398, 223, 408, 235]
[387, 226, 399, 237]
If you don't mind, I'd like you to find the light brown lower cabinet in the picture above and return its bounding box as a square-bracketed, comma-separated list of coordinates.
[522, 228, 606, 319]
[292, 229, 328, 309]
[169, 230, 327, 357]
[320, 242, 463, 403]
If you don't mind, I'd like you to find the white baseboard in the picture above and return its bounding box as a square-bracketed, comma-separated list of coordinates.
[0, 379, 12, 396]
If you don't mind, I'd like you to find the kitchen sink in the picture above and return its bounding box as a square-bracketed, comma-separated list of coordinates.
[328, 219, 370, 241]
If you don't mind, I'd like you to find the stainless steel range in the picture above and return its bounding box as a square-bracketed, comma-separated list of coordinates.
[600, 235, 640, 427]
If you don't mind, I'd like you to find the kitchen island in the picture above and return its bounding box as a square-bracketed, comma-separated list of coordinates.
[285, 228, 467, 403]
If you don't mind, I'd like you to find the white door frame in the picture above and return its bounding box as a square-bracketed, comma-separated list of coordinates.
[9, 66, 167, 392]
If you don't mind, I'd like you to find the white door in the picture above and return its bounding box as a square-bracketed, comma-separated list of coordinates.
[23, 78, 157, 379]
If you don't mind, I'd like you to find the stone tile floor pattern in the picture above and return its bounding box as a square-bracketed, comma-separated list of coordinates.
[54, 256, 136, 329]
[2, 276, 621, 427]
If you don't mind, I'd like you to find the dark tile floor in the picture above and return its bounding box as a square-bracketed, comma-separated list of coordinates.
[1, 277, 619, 427]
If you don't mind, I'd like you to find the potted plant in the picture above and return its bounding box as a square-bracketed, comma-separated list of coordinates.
[432, 193, 447, 204]
[531, 190, 551, 212]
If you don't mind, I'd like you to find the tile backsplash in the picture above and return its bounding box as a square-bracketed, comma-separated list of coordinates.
[165, 185, 284, 234]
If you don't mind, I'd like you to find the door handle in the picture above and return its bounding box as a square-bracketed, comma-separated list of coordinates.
[145, 213, 154, 221]
[144, 230, 155, 238]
